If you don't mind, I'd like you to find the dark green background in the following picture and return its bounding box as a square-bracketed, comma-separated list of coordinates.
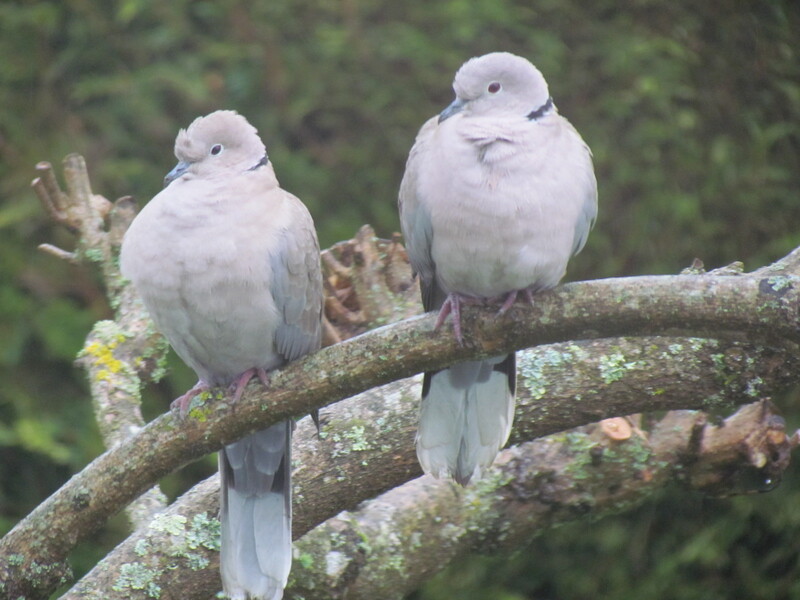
[1, 1, 799, 597]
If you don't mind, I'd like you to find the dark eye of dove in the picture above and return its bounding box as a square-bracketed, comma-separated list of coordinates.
[210, 144, 223, 156]
[487, 82, 501, 94]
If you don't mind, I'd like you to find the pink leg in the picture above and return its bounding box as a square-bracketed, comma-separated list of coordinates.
[496, 290, 519, 316]
[434, 293, 465, 345]
[231, 367, 271, 403]
[171, 380, 210, 417]
[433, 297, 453, 331]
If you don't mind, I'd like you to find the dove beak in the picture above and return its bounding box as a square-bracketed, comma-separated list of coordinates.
[164, 161, 191, 187]
[438, 97, 466, 123]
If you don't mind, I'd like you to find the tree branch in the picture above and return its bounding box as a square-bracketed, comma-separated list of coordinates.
[34, 157, 170, 530]
[287, 401, 796, 600]
[5, 266, 800, 598]
[63, 335, 800, 598]
[4, 156, 800, 598]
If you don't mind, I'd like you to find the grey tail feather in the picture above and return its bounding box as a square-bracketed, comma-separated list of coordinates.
[219, 420, 293, 600]
[417, 353, 516, 485]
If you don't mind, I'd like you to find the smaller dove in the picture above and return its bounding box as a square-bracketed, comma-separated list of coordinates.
[120, 110, 323, 599]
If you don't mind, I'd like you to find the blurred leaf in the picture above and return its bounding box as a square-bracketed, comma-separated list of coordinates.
[15, 416, 71, 464]
[31, 298, 96, 361]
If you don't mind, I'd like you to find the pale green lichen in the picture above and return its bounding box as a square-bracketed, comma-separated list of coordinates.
[518, 346, 579, 400]
[184, 553, 209, 570]
[766, 275, 794, 293]
[187, 389, 225, 422]
[80, 246, 105, 264]
[702, 393, 729, 410]
[185, 512, 221, 553]
[560, 430, 656, 484]
[24, 560, 71, 587]
[112, 562, 161, 598]
[559, 432, 598, 480]
[745, 376, 764, 398]
[708, 345, 765, 407]
[328, 420, 373, 457]
[667, 343, 684, 356]
[664, 338, 715, 360]
[134, 538, 151, 557]
[604, 435, 653, 472]
[117, 511, 221, 593]
[150, 513, 188, 536]
[710, 352, 727, 372]
[139, 329, 171, 383]
[296, 552, 314, 569]
[343, 424, 371, 452]
[756, 297, 782, 314]
[598, 352, 640, 384]
[688, 337, 710, 352]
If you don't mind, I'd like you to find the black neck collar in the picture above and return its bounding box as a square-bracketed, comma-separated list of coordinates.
[248, 155, 269, 171]
[526, 96, 554, 121]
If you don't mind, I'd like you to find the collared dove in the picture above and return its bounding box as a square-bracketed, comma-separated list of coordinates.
[120, 110, 323, 600]
[399, 52, 597, 485]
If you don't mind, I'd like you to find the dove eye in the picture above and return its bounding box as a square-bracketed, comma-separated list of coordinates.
[210, 144, 223, 156]
[487, 82, 501, 94]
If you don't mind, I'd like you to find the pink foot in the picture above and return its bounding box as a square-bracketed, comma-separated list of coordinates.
[171, 381, 210, 418]
[230, 367, 270, 403]
[434, 293, 466, 345]
[495, 288, 535, 316]
[496, 290, 519, 316]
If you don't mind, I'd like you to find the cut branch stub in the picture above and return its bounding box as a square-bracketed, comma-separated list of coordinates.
[322, 224, 420, 339]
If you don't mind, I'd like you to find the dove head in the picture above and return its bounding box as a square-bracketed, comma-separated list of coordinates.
[166, 110, 268, 186]
[439, 52, 551, 122]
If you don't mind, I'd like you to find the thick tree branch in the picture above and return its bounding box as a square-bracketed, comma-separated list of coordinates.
[286, 401, 796, 600]
[4, 156, 800, 598]
[63, 336, 799, 598]
[4, 266, 800, 598]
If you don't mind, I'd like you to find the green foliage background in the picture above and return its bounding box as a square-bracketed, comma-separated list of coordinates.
[0, 0, 798, 597]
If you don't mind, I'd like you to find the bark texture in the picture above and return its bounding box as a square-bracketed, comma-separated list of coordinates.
[1, 157, 799, 599]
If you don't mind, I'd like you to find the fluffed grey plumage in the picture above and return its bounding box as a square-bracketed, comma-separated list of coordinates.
[120, 110, 323, 599]
[399, 52, 597, 485]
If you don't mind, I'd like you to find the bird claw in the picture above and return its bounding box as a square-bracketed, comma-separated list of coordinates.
[496, 288, 535, 316]
[435, 289, 533, 343]
[170, 381, 209, 418]
[171, 369, 271, 420]
[434, 293, 465, 345]
[496, 290, 518, 316]
[230, 367, 271, 403]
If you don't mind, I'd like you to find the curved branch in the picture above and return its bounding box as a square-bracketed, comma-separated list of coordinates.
[4, 270, 800, 597]
[63, 336, 800, 598]
[8, 156, 800, 598]
[288, 401, 796, 600]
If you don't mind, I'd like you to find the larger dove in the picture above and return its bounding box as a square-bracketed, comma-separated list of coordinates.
[120, 110, 323, 600]
[399, 52, 597, 485]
